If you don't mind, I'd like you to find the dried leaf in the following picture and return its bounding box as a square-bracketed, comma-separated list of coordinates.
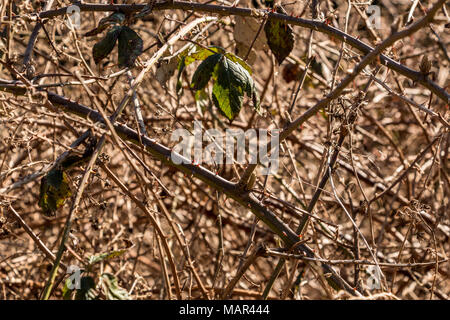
[264, 8, 294, 64]
[100, 273, 129, 300]
[92, 26, 121, 64]
[156, 57, 178, 87]
[38, 169, 72, 217]
[419, 55, 431, 74]
[234, 15, 268, 51]
[117, 26, 143, 68]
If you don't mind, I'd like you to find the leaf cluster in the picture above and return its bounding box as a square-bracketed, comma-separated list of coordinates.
[178, 46, 260, 122]
[87, 12, 143, 68]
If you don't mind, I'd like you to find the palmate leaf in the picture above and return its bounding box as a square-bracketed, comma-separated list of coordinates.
[264, 8, 294, 65]
[91, 25, 143, 68]
[212, 58, 245, 121]
[38, 169, 72, 217]
[118, 26, 143, 68]
[212, 57, 259, 122]
[177, 46, 223, 95]
[92, 26, 121, 64]
[187, 50, 260, 122]
[182, 47, 259, 122]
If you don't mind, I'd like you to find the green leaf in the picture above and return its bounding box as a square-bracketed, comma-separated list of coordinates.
[117, 26, 143, 68]
[88, 249, 127, 266]
[176, 56, 186, 95]
[75, 276, 98, 300]
[84, 12, 125, 37]
[225, 52, 253, 75]
[212, 58, 246, 121]
[38, 169, 72, 217]
[177, 46, 222, 95]
[264, 11, 294, 64]
[92, 26, 121, 64]
[186, 47, 259, 122]
[195, 89, 210, 111]
[212, 80, 243, 122]
[192, 55, 260, 122]
[184, 46, 224, 66]
[190, 53, 222, 91]
[100, 273, 129, 300]
[62, 278, 74, 300]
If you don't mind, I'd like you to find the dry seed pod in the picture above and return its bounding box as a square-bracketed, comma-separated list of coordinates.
[419, 55, 431, 74]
